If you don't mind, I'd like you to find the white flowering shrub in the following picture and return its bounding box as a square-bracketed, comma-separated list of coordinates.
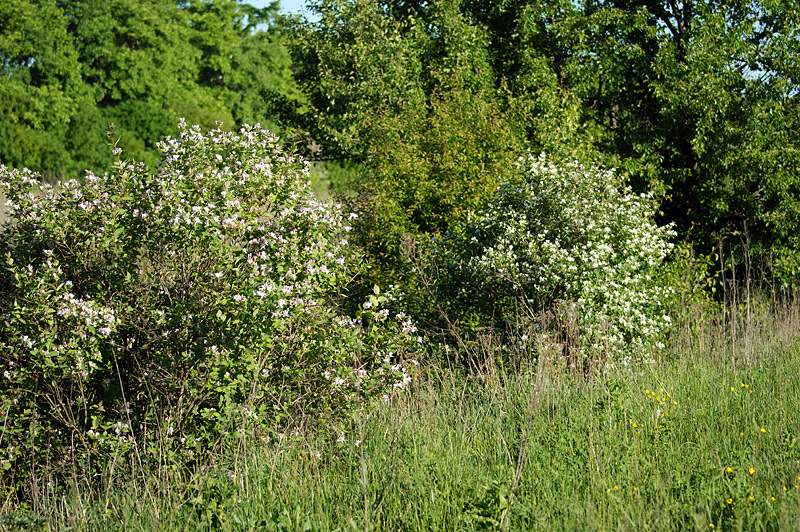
[0, 121, 416, 484]
[435, 154, 676, 360]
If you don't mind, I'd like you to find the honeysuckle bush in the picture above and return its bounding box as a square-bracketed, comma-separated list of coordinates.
[0, 121, 417, 488]
[433, 154, 677, 361]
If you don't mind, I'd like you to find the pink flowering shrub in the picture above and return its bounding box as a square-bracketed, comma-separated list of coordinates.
[0, 122, 416, 484]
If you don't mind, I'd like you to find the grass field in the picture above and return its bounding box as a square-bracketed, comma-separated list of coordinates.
[4, 295, 799, 531]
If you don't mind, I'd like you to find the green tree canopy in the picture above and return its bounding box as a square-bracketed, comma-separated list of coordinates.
[1, 0, 304, 176]
[469, 0, 800, 282]
[0, 0, 103, 176]
[291, 0, 800, 286]
[288, 0, 590, 288]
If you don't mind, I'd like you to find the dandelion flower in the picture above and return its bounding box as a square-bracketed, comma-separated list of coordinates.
[749, 496, 755, 502]
[726, 498, 733, 504]
[761, 428, 767, 433]
[726, 467, 734, 474]
[748, 468, 755, 475]
[771, 496, 776, 501]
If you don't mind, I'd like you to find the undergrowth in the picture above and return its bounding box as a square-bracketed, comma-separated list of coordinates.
[3, 293, 799, 531]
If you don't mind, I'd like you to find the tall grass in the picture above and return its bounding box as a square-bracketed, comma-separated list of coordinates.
[2, 293, 800, 531]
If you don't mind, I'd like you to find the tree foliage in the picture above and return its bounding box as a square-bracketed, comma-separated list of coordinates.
[0, 0, 102, 177]
[477, 0, 800, 283]
[289, 0, 800, 287]
[288, 0, 594, 290]
[0, 0, 304, 177]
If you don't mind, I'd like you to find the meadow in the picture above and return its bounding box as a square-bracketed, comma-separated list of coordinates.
[3, 290, 799, 532]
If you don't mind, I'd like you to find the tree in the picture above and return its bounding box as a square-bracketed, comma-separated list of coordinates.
[288, 0, 588, 289]
[1, 0, 303, 176]
[0, 0, 106, 177]
[490, 0, 800, 283]
[426, 0, 800, 284]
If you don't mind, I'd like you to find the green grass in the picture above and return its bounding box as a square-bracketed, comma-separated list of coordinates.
[3, 299, 800, 531]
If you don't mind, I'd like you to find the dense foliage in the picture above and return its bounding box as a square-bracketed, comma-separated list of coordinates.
[5, 0, 796, 284]
[287, 0, 582, 287]
[289, 0, 800, 288]
[0, 0, 304, 176]
[0, 123, 416, 487]
[435, 155, 676, 360]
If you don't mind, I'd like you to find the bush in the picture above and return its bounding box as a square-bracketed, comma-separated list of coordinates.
[0, 121, 417, 488]
[433, 154, 676, 361]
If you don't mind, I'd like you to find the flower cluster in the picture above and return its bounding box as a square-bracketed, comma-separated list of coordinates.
[0, 121, 417, 480]
[436, 154, 676, 359]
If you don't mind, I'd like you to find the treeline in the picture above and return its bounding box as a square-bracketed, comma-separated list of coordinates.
[2, 0, 800, 284]
[285, 0, 800, 288]
[0, 0, 304, 175]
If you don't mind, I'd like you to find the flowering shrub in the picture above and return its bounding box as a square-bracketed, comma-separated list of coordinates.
[0, 121, 416, 484]
[434, 154, 676, 360]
